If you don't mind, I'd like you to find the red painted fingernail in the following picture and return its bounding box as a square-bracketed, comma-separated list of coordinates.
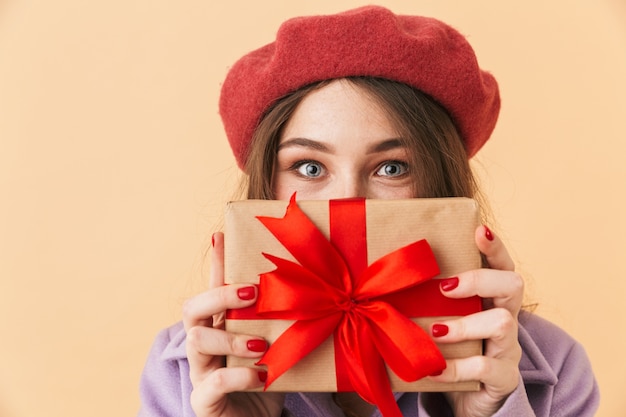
[211, 233, 216, 247]
[237, 286, 256, 300]
[430, 369, 443, 376]
[432, 323, 449, 337]
[440, 277, 459, 292]
[258, 370, 268, 383]
[247, 339, 268, 352]
[484, 226, 494, 241]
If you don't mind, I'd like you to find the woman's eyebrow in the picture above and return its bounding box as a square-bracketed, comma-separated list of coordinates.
[366, 138, 405, 154]
[277, 137, 404, 153]
[277, 137, 334, 152]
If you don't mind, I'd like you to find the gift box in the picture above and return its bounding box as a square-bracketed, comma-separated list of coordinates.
[224, 195, 482, 413]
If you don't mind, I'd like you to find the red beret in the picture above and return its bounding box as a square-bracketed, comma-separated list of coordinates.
[219, 5, 500, 168]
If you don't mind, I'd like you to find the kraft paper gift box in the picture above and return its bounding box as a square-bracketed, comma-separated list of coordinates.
[224, 196, 482, 396]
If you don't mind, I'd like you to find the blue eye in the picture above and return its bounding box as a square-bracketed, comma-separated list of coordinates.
[295, 161, 324, 178]
[376, 161, 408, 177]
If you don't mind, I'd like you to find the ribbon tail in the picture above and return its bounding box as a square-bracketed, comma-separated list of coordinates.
[334, 314, 373, 396]
[335, 315, 403, 417]
[256, 313, 341, 388]
[256, 193, 350, 289]
[353, 322, 404, 417]
[369, 381, 403, 417]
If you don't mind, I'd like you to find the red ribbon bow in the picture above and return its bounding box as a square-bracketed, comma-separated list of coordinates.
[253, 194, 449, 417]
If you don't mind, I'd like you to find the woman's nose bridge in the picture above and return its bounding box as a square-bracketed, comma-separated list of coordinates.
[335, 171, 367, 198]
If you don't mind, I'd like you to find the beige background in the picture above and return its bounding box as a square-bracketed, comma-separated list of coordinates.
[1, 1, 624, 416]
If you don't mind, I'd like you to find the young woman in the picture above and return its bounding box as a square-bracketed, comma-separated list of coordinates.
[138, 6, 599, 417]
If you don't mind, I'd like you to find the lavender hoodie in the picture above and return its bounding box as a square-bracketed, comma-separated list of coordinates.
[138, 311, 599, 416]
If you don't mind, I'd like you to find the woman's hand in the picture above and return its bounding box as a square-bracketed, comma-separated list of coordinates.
[428, 226, 524, 417]
[183, 232, 285, 417]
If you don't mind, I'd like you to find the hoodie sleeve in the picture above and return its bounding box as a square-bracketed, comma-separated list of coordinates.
[547, 339, 599, 416]
[138, 323, 194, 417]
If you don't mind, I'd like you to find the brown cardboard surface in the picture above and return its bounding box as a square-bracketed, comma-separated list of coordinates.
[224, 197, 482, 392]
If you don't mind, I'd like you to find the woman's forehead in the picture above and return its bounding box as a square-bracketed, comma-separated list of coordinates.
[280, 80, 398, 143]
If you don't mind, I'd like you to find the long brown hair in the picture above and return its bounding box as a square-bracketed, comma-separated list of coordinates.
[241, 76, 483, 207]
